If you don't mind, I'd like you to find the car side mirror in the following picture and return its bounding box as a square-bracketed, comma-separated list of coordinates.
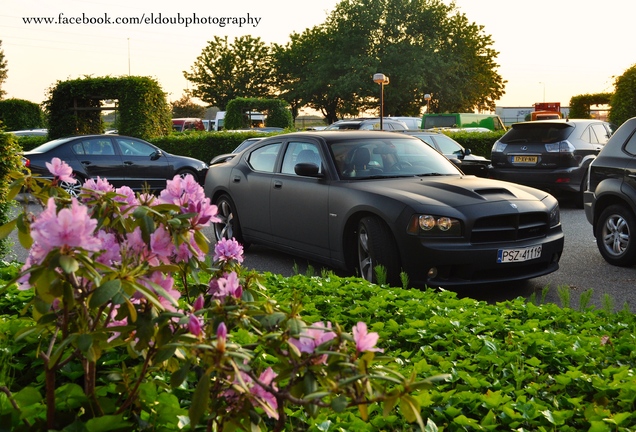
[294, 162, 322, 177]
[464, 148, 472, 156]
[151, 150, 163, 160]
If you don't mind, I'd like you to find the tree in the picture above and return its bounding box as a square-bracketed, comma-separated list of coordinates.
[171, 94, 206, 118]
[609, 64, 636, 126]
[0, 40, 7, 99]
[184, 36, 274, 110]
[274, 0, 506, 122]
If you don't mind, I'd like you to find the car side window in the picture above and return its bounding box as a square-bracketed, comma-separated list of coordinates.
[115, 138, 156, 156]
[281, 142, 322, 175]
[76, 138, 115, 155]
[624, 132, 636, 155]
[434, 135, 462, 155]
[248, 143, 281, 172]
[590, 124, 611, 144]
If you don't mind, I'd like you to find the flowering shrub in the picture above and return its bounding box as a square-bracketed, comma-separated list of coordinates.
[0, 160, 445, 431]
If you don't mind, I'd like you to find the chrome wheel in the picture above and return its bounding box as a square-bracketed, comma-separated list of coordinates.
[601, 214, 630, 257]
[356, 216, 400, 284]
[596, 204, 636, 266]
[357, 222, 373, 282]
[60, 178, 82, 198]
[214, 196, 235, 241]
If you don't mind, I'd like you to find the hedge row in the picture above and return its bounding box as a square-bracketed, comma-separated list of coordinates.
[15, 130, 502, 164]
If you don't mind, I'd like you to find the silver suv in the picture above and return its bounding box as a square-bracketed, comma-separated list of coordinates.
[325, 118, 408, 131]
[490, 119, 615, 206]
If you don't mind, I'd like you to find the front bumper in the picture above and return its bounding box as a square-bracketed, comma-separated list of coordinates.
[401, 229, 565, 288]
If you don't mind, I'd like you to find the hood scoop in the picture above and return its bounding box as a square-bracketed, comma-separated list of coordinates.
[473, 187, 517, 200]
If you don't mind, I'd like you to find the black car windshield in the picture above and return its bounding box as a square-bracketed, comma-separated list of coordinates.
[501, 123, 574, 144]
[330, 137, 461, 179]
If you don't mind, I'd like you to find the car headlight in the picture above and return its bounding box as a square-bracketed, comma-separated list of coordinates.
[407, 214, 462, 237]
[549, 203, 560, 228]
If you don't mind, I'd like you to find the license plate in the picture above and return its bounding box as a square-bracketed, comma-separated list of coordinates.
[512, 155, 538, 163]
[497, 245, 542, 263]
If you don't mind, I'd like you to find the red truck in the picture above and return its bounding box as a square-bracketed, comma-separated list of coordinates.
[531, 102, 562, 121]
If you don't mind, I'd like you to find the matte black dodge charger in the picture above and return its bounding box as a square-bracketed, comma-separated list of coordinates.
[204, 131, 564, 287]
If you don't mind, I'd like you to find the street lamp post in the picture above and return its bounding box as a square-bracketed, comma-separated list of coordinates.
[373, 73, 389, 130]
[424, 93, 432, 113]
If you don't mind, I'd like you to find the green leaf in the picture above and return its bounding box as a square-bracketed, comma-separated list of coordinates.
[89, 280, 122, 308]
[189, 373, 210, 426]
[59, 255, 79, 274]
[330, 395, 348, 413]
[85, 414, 132, 431]
[0, 219, 17, 240]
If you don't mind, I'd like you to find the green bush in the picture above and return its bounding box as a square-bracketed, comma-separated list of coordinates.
[610, 64, 636, 127]
[0, 133, 23, 257]
[44, 76, 172, 140]
[445, 130, 505, 158]
[3, 261, 636, 430]
[0, 99, 45, 131]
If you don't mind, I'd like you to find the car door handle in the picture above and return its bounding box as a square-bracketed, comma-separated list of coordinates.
[273, 180, 282, 189]
[81, 160, 92, 165]
[232, 175, 241, 183]
[123, 161, 134, 165]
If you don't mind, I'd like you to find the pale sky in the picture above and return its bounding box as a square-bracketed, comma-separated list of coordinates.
[1, 0, 633, 111]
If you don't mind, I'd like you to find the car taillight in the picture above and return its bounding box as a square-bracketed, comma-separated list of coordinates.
[491, 141, 507, 153]
[545, 140, 575, 153]
[22, 157, 30, 168]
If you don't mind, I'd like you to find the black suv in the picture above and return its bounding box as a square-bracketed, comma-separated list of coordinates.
[490, 119, 615, 206]
[584, 117, 636, 266]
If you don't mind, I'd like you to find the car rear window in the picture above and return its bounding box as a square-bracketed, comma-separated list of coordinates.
[500, 123, 574, 144]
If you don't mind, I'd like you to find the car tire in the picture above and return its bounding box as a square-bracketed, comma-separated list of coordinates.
[356, 216, 400, 285]
[596, 204, 636, 266]
[61, 174, 84, 198]
[213, 194, 247, 246]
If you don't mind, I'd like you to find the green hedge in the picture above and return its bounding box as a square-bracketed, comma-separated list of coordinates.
[445, 130, 506, 158]
[17, 130, 500, 164]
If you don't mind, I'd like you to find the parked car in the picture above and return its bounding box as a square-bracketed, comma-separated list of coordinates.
[23, 135, 209, 196]
[387, 116, 422, 130]
[490, 119, 615, 206]
[172, 118, 205, 132]
[209, 137, 264, 165]
[204, 130, 564, 288]
[402, 130, 490, 177]
[8, 129, 48, 137]
[584, 117, 636, 266]
[325, 118, 408, 131]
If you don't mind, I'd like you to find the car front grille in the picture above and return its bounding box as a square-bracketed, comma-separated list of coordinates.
[470, 212, 548, 243]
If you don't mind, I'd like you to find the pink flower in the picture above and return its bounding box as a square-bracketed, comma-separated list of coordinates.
[150, 225, 175, 264]
[216, 322, 227, 351]
[352, 322, 383, 353]
[289, 321, 336, 355]
[193, 294, 205, 311]
[188, 314, 204, 337]
[208, 271, 242, 301]
[95, 230, 121, 265]
[251, 367, 279, 419]
[213, 238, 244, 263]
[46, 157, 76, 183]
[113, 186, 139, 215]
[81, 177, 114, 200]
[30, 197, 101, 256]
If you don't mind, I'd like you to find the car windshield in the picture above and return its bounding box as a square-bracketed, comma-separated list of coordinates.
[330, 137, 461, 179]
[501, 123, 574, 144]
